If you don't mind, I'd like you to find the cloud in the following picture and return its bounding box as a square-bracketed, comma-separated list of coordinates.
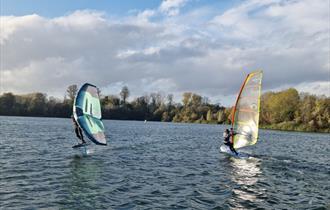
[159, 0, 188, 16]
[270, 81, 330, 97]
[0, 0, 329, 105]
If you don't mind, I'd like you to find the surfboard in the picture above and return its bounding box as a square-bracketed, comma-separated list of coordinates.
[72, 143, 88, 148]
[220, 145, 249, 159]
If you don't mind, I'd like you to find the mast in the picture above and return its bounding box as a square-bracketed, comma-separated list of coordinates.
[230, 73, 251, 126]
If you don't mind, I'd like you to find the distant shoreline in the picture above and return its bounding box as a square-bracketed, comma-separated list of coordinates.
[1, 87, 329, 133]
[1, 115, 329, 134]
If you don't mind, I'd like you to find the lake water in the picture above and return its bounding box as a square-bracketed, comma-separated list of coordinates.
[0, 116, 329, 209]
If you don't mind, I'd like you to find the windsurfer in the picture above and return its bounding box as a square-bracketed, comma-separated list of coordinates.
[223, 128, 238, 155]
[72, 116, 86, 145]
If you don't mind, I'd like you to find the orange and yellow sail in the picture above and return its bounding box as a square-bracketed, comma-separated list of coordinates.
[230, 71, 263, 149]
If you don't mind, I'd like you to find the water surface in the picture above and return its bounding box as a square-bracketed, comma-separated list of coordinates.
[0, 116, 329, 209]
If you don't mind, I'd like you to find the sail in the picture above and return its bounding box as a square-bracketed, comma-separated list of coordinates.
[231, 71, 263, 149]
[73, 83, 107, 145]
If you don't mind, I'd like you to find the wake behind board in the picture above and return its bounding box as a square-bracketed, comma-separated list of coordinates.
[220, 145, 249, 159]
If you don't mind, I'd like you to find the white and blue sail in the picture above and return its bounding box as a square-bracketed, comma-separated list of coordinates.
[73, 83, 107, 146]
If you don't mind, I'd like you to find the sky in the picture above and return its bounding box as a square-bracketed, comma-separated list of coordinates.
[0, 0, 329, 106]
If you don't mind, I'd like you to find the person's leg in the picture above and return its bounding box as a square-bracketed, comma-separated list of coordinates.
[78, 128, 86, 143]
[229, 144, 238, 155]
[75, 128, 80, 139]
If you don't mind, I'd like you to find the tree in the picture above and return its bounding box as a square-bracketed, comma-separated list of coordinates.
[0, 92, 16, 115]
[28, 93, 47, 116]
[162, 112, 170, 122]
[206, 109, 212, 122]
[153, 108, 164, 121]
[191, 94, 202, 107]
[0, 87, 329, 132]
[167, 94, 174, 107]
[313, 97, 330, 129]
[131, 95, 149, 119]
[261, 88, 299, 124]
[190, 112, 199, 121]
[260, 92, 274, 124]
[66, 85, 78, 104]
[182, 92, 192, 107]
[225, 107, 233, 124]
[134, 96, 149, 109]
[202, 97, 209, 105]
[298, 94, 316, 124]
[217, 109, 226, 123]
[120, 86, 130, 104]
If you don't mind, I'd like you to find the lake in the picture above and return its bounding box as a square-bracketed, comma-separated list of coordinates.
[0, 116, 329, 209]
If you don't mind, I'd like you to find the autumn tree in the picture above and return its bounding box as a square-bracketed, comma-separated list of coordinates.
[182, 92, 192, 107]
[206, 109, 212, 122]
[217, 109, 226, 123]
[262, 88, 299, 123]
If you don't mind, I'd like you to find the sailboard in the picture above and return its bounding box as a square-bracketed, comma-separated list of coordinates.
[72, 83, 107, 154]
[220, 145, 249, 159]
[221, 70, 263, 157]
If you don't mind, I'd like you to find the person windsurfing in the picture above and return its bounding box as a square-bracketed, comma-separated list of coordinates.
[223, 128, 238, 155]
[72, 115, 86, 146]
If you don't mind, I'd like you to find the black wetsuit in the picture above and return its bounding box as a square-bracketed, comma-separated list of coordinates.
[74, 122, 85, 143]
[223, 132, 238, 155]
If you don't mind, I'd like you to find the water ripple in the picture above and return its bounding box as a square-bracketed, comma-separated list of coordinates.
[0, 117, 329, 209]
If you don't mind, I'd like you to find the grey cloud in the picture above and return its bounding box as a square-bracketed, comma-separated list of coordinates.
[1, 0, 329, 101]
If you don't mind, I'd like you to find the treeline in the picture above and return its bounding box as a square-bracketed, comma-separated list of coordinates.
[0, 92, 72, 117]
[0, 86, 329, 132]
[260, 88, 330, 132]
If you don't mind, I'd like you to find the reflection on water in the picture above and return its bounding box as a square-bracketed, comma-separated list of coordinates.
[62, 156, 106, 209]
[230, 158, 261, 186]
[227, 157, 267, 209]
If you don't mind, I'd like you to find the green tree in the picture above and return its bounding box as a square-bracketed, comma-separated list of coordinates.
[0, 92, 16, 115]
[28, 93, 47, 116]
[103, 95, 120, 109]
